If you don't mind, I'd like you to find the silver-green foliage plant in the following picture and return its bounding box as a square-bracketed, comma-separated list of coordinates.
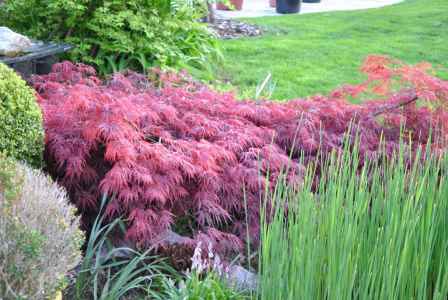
[259, 142, 448, 299]
[0, 63, 44, 166]
[0, 0, 219, 74]
[0, 155, 84, 300]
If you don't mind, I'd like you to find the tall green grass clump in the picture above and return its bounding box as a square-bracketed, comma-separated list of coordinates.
[259, 143, 448, 299]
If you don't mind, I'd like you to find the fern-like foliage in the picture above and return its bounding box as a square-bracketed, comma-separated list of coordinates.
[33, 56, 448, 256]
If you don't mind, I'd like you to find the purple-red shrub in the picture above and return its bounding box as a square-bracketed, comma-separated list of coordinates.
[32, 56, 448, 254]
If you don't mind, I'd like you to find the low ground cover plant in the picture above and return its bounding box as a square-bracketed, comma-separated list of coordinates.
[0, 63, 44, 166]
[259, 143, 448, 299]
[0, 0, 218, 74]
[32, 56, 448, 261]
[161, 271, 249, 300]
[0, 155, 84, 300]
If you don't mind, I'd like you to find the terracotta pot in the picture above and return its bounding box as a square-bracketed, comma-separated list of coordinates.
[216, 0, 244, 11]
[270, 0, 276, 7]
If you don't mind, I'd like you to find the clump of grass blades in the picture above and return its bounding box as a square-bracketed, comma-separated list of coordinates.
[72, 195, 175, 300]
[259, 141, 448, 299]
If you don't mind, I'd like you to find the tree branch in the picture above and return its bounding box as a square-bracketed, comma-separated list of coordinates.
[372, 91, 418, 117]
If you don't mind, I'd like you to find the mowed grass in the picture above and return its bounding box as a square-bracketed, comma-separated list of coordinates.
[212, 0, 448, 100]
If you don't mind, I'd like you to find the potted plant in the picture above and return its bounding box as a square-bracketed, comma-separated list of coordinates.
[270, 0, 276, 7]
[216, 0, 244, 10]
[276, 0, 301, 13]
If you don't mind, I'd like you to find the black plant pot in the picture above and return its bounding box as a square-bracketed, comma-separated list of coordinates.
[302, 0, 320, 3]
[276, 0, 301, 14]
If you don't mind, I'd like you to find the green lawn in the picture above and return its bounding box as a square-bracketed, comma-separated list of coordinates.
[211, 0, 448, 100]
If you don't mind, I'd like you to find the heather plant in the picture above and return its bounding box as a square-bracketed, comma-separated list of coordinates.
[0, 0, 218, 74]
[258, 143, 448, 299]
[33, 56, 448, 259]
[0, 63, 44, 166]
[0, 155, 84, 300]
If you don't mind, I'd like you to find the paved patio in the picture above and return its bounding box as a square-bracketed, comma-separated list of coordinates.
[215, 0, 403, 18]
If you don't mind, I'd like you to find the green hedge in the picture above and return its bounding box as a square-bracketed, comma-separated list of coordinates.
[0, 63, 44, 166]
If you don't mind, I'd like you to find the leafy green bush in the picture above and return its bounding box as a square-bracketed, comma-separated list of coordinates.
[0, 155, 84, 300]
[0, 63, 44, 166]
[0, 0, 219, 74]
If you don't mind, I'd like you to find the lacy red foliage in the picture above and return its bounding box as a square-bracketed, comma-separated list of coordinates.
[33, 56, 448, 253]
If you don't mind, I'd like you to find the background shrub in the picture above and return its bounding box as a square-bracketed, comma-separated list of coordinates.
[0, 155, 84, 300]
[0, 0, 219, 74]
[33, 57, 448, 258]
[0, 63, 44, 166]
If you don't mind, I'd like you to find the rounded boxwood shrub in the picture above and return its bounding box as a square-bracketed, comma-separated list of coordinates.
[0, 154, 84, 300]
[0, 63, 44, 166]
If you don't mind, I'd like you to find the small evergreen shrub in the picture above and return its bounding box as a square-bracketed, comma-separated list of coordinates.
[0, 155, 84, 300]
[0, 63, 44, 166]
[33, 57, 448, 257]
[0, 0, 218, 73]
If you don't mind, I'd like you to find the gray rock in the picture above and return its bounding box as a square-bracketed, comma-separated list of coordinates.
[226, 265, 258, 292]
[0, 27, 32, 57]
[151, 229, 194, 247]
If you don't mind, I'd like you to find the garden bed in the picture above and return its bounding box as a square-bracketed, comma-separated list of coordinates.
[1, 0, 448, 299]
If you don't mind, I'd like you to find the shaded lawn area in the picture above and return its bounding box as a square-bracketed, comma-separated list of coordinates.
[211, 0, 448, 101]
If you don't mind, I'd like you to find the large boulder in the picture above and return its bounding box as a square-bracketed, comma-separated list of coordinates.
[0, 27, 32, 57]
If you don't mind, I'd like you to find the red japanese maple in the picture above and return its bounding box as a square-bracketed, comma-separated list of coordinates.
[33, 56, 448, 253]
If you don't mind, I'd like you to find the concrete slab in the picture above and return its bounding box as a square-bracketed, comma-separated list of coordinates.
[215, 0, 403, 19]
